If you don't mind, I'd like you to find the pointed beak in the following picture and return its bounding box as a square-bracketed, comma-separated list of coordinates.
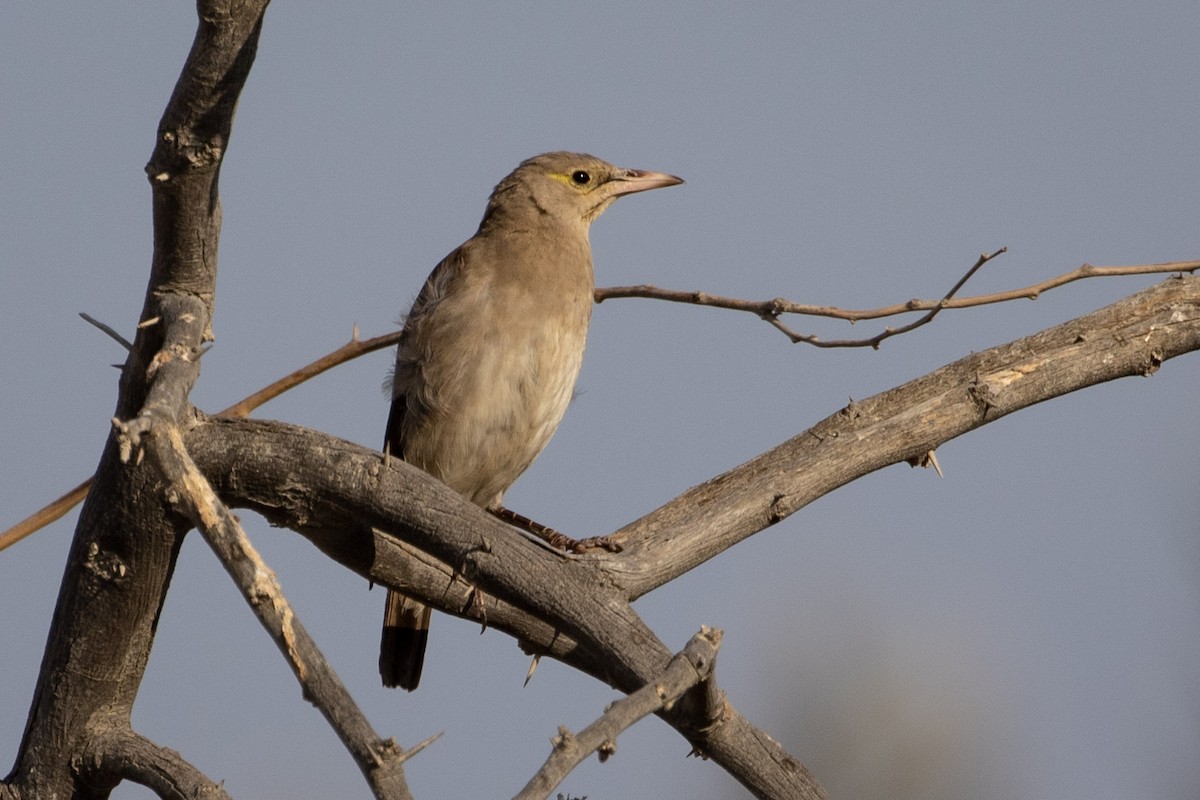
[606, 168, 685, 197]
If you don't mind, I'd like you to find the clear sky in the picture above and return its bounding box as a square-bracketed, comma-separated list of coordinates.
[2, 3, 1198, 798]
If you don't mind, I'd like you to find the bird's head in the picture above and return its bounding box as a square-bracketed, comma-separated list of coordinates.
[483, 151, 683, 232]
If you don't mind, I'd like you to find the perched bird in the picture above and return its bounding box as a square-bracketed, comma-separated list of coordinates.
[380, 152, 682, 690]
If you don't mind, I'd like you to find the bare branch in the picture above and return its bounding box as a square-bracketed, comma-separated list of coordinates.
[515, 627, 724, 800]
[185, 275, 1200, 799]
[0, 477, 91, 552]
[766, 247, 1004, 347]
[0, 328, 401, 553]
[6, 4, 272, 797]
[145, 423, 414, 800]
[610, 274, 1200, 595]
[217, 328, 401, 419]
[186, 420, 827, 800]
[402, 731, 445, 764]
[595, 257, 1200, 345]
[79, 728, 232, 800]
[79, 312, 133, 351]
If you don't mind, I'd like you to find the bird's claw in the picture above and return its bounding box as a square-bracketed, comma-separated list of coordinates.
[566, 535, 623, 554]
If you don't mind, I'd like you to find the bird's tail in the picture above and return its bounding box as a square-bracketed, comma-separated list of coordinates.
[380, 589, 431, 690]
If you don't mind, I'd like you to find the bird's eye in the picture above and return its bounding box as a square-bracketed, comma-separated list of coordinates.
[571, 170, 590, 185]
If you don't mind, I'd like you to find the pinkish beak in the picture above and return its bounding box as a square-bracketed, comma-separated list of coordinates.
[607, 168, 685, 197]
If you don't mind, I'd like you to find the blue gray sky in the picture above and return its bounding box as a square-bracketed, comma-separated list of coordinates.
[3, 3, 1198, 798]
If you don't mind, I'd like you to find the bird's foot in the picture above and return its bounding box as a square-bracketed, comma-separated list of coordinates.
[552, 532, 623, 554]
[489, 506, 623, 553]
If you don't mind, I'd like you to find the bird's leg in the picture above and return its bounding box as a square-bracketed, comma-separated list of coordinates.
[463, 584, 488, 631]
[488, 506, 622, 553]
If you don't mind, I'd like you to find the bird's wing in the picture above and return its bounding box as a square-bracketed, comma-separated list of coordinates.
[382, 389, 407, 460]
[384, 244, 470, 458]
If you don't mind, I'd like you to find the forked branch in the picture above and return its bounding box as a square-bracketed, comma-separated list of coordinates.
[515, 627, 724, 800]
[144, 423, 414, 800]
[80, 729, 233, 800]
[595, 256, 1200, 347]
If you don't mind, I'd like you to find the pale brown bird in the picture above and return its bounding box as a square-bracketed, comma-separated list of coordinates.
[380, 152, 683, 690]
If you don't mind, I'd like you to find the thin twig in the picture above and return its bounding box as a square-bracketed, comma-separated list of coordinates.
[0, 328, 402, 552]
[218, 327, 400, 418]
[79, 312, 133, 351]
[401, 731, 444, 764]
[769, 248, 1005, 348]
[0, 477, 91, 551]
[596, 258, 1200, 345]
[514, 627, 724, 800]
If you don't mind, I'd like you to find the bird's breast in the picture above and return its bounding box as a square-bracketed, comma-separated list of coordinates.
[400, 243, 594, 507]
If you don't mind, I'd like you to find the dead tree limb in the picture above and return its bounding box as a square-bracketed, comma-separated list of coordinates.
[186, 273, 1199, 799]
[146, 424, 413, 799]
[4, 3, 271, 797]
[515, 626, 724, 800]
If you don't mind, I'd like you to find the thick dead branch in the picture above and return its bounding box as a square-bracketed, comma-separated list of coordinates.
[610, 274, 1200, 595]
[515, 627, 724, 800]
[186, 419, 826, 800]
[4, 2, 270, 798]
[145, 424, 413, 800]
[79, 728, 232, 800]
